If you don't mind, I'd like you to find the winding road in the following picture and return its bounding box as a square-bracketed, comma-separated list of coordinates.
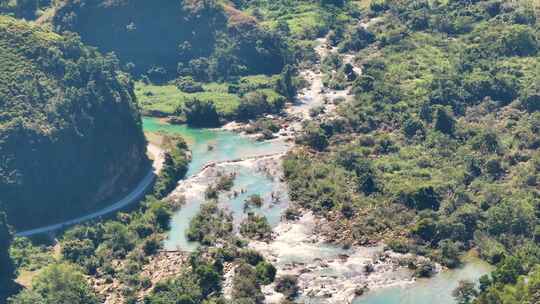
[15, 145, 165, 237]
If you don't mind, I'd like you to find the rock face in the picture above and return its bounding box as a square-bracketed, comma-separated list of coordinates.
[0, 16, 149, 229]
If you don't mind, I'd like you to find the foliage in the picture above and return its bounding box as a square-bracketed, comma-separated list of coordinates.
[153, 135, 190, 199]
[239, 213, 272, 241]
[0, 16, 148, 229]
[135, 74, 288, 121]
[274, 275, 299, 300]
[145, 254, 221, 303]
[237, 91, 284, 121]
[186, 201, 233, 246]
[284, 0, 540, 285]
[176, 76, 204, 93]
[9, 237, 53, 272]
[8, 263, 99, 304]
[231, 262, 264, 304]
[276, 65, 297, 101]
[255, 261, 276, 285]
[184, 98, 221, 127]
[53, 0, 289, 81]
[296, 122, 329, 151]
[453, 280, 478, 304]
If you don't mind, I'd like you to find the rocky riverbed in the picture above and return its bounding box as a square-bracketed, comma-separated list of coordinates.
[248, 213, 435, 304]
[150, 35, 458, 304]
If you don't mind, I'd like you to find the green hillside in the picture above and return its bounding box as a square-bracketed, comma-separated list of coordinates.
[52, 0, 288, 81]
[286, 0, 540, 302]
[5, 1, 540, 304]
[0, 16, 149, 229]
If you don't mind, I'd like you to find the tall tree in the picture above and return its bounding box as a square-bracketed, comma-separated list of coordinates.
[277, 65, 297, 101]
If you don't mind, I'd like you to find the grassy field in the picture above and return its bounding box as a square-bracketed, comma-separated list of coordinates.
[251, 2, 328, 38]
[135, 82, 240, 117]
[135, 74, 283, 118]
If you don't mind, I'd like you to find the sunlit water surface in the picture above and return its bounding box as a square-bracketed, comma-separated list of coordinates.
[143, 117, 491, 303]
[143, 117, 289, 250]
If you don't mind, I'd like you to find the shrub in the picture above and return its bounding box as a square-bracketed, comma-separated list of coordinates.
[175, 76, 204, 93]
[232, 263, 264, 304]
[255, 261, 276, 285]
[239, 213, 272, 241]
[8, 263, 99, 304]
[434, 107, 456, 135]
[186, 202, 233, 245]
[414, 261, 435, 278]
[237, 91, 271, 120]
[297, 122, 329, 151]
[397, 186, 440, 211]
[184, 98, 220, 127]
[403, 118, 425, 138]
[274, 275, 299, 300]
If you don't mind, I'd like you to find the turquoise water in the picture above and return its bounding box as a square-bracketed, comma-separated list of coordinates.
[143, 117, 491, 303]
[143, 117, 289, 250]
[353, 257, 492, 304]
[143, 117, 289, 176]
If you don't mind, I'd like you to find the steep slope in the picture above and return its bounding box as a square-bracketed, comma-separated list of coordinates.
[0, 211, 15, 303]
[284, 0, 540, 301]
[51, 0, 287, 81]
[0, 16, 149, 230]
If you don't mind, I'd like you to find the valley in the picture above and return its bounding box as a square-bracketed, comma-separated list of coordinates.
[2, 1, 540, 304]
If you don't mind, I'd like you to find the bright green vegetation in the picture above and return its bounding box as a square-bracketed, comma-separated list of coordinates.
[186, 201, 234, 246]
[9, 237, 54, 274]
[135, 82, 241, 118]
[284, 0, 540, 303]
[46, 196, 178, 301]
[136, 73, 291, 122]
[9, 263, 99, 304]
[7, 0, 540, 303]
[144, 255, 221, 304]
[153, 135, 190, 199]
[238, 0, 352, 39]
[144, 248, 277, 304]
[0, 15, 148, 230]
[5, 134, 191, 303]
[50, 0, 348, 122]
[477, 266, 540, 303]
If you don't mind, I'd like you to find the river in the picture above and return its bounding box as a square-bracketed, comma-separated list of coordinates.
[141, 34, 490, 304]
[143, 117, 290, 251]
[143, 117, 491, 304]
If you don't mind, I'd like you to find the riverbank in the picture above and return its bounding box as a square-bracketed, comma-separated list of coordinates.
[145, 32, 492, 303]
[248, 212, 421, 303]
[149, 36, 429, 302]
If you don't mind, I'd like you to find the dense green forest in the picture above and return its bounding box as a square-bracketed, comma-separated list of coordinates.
[50, 0, 352, 121]
[4, 134, 190, 303]
[52, 0, 287, 80]
[0, 16, 149, 229]
[285, 0, 540, 302]
[3, 0, 540, 304]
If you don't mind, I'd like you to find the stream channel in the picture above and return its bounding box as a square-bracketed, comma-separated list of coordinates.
[142, 36, 490, 304]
